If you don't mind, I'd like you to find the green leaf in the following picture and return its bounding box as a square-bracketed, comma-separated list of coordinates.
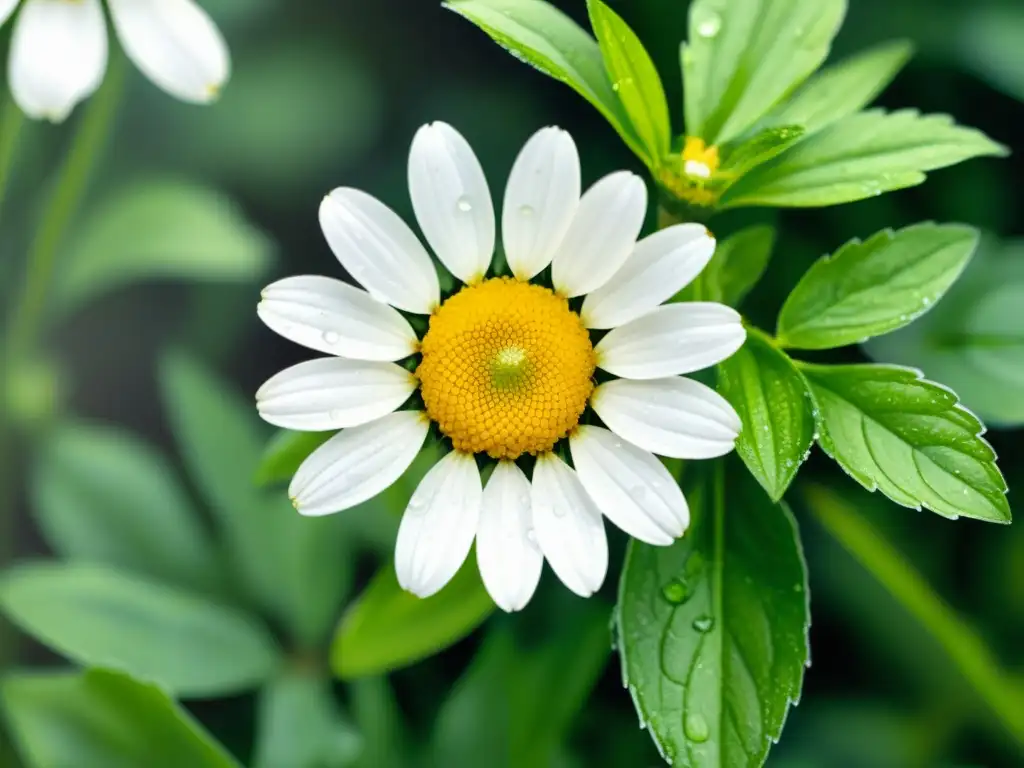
[350, 678, 406, 768]
[444, 0, 646, 162]
[161, 352, 351, 646]
[777, 223, 979, 350]
[801, 363, 1010, 523]
[678, 225, 774, 307]
[757, 40, 914, 135]
[253, 671, 363, 768]
[721, 109, 1008, 208]
[2, 669, 242, 768]
[587, 0, 671, 165]
[718, 125, 806, 178]
[617, 463, 810, 766]
[682, 0, 846, 144]
[433, 605, 610, 768]
[31, 422, 223, 595]
[957, 6, 1024, 104]
[717, 333, 814, 501]
[864, 237, 1024, 428]
[53, 179, 272, 316]
[255, 429, 333, 487]
[331, 555, 494, 678]
[804, 483, 1024, 746]
[0, 562, 280, 697]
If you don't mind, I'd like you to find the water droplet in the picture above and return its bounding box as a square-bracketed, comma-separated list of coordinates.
[525, 528, 538, 545]
[612, 82, 621, 92]
[692, 615, 714, 633]
[661, 578, 692, 604]
[518, 204, 535, 217]
[407, 499, 427, 517]
[684, 713, 710, 742]
[696, 14, 721, 38]
[552, 506, 567, 518]
[329, 408, 345, 422]
[322, 330, 340, 345]
[456, 195, 473, 213]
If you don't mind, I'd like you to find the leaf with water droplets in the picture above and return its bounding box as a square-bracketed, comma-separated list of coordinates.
[778, 223, 979, 350]
[617, 461, 810, 767]
[444, 0, 647, 162]
[721, 109, 1007, 208]
[682, 0, 846, 145]
[802, 363, 1010, 523]
[717, 333, 814, 502]
[587, 0, 671, 168]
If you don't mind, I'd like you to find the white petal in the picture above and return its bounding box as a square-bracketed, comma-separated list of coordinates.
[9, 0, 108, 122]
[408, 121, 494, 284]
[570, 426, 688, 545]
[591, 377, 741, 459]
[289, 411, 428, 516]
[596, 303, 745, 379]
[107, 0, 229, 103]
[477, 461, 542, 612]
[257, 358, 416, 431]
[319, 188, 440, 315]
[531, 453, 607, 598]
[581, 224, 716, 329]
[257, 276, 418, 362]
[501, 126, 580, 280]
[0, 0, 19, 26]
[550, 171, 646, 298]
[396, 451, 482, 598]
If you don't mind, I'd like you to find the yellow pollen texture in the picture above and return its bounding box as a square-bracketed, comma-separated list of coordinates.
[417, 278, 596, 459]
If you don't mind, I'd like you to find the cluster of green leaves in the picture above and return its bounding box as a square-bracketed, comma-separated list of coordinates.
[445, 1, 1013, 765]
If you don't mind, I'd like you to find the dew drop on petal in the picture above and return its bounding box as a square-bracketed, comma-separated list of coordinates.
[518, 204, 535, 217]
[456, 195, 473, 213]
[322, 330, 340, 345]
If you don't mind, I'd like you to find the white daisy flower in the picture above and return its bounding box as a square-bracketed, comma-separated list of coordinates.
[2, 0, 229, 122]
[257, 123, 745, 612]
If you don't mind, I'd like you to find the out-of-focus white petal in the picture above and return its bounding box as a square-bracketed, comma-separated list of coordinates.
[531, 453, 607, 598]
[595, 303, 745, 379]
[289, 411, 428, 516]
[570, 426, 688, 545]
[9, 0, 108, 122]
[581, 224, 716, 329]
[408, 121, 494, 284]
[550, 171, 646, 298]
[477, 461, 542, 612]
[257, 276, 418, 362]
[256, 358, 416, 431]
[502, 126, 579, 280]
[107, 0, 229, 103]
[319, 188, 440, 315]
[395, 451, 482, 598]
[591, 377, 741, 459]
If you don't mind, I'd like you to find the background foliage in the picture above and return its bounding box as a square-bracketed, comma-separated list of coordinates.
[0, 0, 1022, 766]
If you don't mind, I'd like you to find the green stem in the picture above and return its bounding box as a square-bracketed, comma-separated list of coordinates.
[0, 97, 24, 222]
[804, 482, 1024, 747]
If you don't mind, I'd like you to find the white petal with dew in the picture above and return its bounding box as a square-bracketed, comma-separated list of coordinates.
[531, 453, 607, 598]
[596, 303, 745, 379]
[502, 126, 580, 280]
[571, 426, 688, 545]
[289, 411, 428, 516]
[319, 188, 440, 314]
[396, 451, 482, 598]
[477, 461, 543, 612]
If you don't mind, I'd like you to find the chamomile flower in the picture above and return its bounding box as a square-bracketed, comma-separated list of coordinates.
[257, 123, 745, 611]
[2, 0, 229, 122]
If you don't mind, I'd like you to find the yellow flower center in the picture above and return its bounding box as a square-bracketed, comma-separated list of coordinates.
[417, 277, 596, 459]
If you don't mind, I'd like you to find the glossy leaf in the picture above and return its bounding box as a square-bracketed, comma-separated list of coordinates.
[617, 464, 810, 766]
[444, 0, 645, 160]
[682, 0, 846, 144]
[53, 179, 272, 316]
[719, 125, 806, 179]
[332, 555, 494, 678]
[31, 421, 223, 594]
[802, 364, 1010, 523]
[757, 39, 913, 135]
[2, 669, 241, 768]
[253, 672, 363, 768]
[717, 333, 814, 501]
[721, 110, 1007, 208]
[588, 0, 670, 165]
[777, 223, 979, 349]
[865, 237, 1024, 428]
[0, 563, 280, 697]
